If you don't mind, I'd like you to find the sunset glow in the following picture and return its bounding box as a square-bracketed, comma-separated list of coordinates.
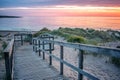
[0, 0, 120, 30]
[1, 6, 120, 17]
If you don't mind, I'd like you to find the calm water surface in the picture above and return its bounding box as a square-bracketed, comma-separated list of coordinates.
[0, 16, 120, 31]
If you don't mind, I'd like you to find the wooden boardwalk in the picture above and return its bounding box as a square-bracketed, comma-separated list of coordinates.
[14, 45, 66, 80]
[4, 33, 120, 80]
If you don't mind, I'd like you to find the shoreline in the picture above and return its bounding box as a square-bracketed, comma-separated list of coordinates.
[0, 15, 21, 18]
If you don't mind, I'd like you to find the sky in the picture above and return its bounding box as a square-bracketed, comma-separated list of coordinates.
[0, 0, 120, 17]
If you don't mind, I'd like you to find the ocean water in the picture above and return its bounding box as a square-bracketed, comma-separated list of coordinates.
[0, 16, 120, 31]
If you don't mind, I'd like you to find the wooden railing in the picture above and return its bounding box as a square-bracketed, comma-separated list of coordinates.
[3, 33, 32, 80]
[33, 38, 120, 80]
[14, 33, 32, 45]
[4, 39, 14, 80]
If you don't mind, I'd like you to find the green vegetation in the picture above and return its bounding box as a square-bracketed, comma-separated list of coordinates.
[33, 28, 51, 37]
[51, 28, 120, 66]
[34, 28, 86, 43]
[111, 57, 120, 67]
[34, 27, 120, 44]
[50, 27, 120, 45]
[110, 46, 120, 67]
[0, 41, 7, 59]
[32, 27, 120, 67]
[67, 35, 86, 43]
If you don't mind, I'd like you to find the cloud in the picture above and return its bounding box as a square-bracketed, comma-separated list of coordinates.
[0, 0, 61, 7]
[0, 6, 120, 17]
[0, 0, 120, 8]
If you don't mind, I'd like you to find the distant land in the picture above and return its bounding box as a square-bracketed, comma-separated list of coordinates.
[0, 15, 21, 18]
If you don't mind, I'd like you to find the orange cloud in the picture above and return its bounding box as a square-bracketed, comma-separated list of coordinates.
[1, 6, 120, 17]
[27, 6, 120, 17]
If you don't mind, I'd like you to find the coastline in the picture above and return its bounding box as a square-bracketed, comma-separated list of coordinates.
[0, 15, 21, 18]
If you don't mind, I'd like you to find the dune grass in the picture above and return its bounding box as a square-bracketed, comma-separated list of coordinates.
[33, 27, 120, 66]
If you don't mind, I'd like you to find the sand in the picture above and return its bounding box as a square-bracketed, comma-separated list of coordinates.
[44, 37, 120, 80]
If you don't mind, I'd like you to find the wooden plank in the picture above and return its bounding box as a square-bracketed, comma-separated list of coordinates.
[49, 43, 52, 65]
[60, 45, 64, 75]
[39, 39, 120, 58]
[35, 39, 37, 53]
[39, 36, 54, 38]
[4, 39, 14, 53]
[21, 34, 23, 45]
[39, 40, 41, 56]
[14, 45, 66, 80]
[4, 52, 11, 80]
[4, 39, 14, 80]
[78, 50, 84, 80]
[33, 39, 35, 51]
[29, 34, 32, 45]
[14, 33, 31, 36]
[42, 41, 45, 60]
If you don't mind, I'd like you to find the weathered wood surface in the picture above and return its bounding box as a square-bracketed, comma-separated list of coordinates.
[4, 39, 14, 80]
[33, 37, 120, 80]
[4, 39, 14, 53]
[14, 45, 66, 80]
[37, 39, 120, 58]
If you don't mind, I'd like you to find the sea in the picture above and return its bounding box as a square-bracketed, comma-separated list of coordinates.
[0, 16, 120, 31]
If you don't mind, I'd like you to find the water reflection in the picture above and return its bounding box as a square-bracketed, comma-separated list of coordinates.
[0, 16, 120, 30]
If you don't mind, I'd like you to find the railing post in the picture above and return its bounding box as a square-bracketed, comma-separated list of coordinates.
[21, 34, 23, 45]
[39, 40, 41, 56]
[42, 41, 45, 60]
[33, 39, 35, 51]
[60, 45, 64, 75]
[29, 34, 32, 45]
[35, 39, 37, 53]
[78, 49, 84, 80]
[49, 43, 52, 65]
[53, 37, 54, 50]
[11, 43, 14, 79]
[4, 52, 11, 80]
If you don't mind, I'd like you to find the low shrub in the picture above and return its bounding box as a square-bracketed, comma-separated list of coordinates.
[33, 28, 51, 37]
[111, 57, 120, 67]
[67, 35, 86, 43]
[110, 46, 120, 67]
[51, 30, 70, 40]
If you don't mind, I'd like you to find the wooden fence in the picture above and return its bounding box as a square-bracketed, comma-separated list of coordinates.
[3, 33, 32, 80]
[33, 38, 120, 80]
[4, 39, 14, 80]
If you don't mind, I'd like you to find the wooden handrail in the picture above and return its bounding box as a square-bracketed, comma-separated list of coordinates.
[14, 33, 32, 45]
[3, 33, 32, 80]
[33, 37, 120, 80]
[34, 38, 120, 58]
[4, 39, 14, 80]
